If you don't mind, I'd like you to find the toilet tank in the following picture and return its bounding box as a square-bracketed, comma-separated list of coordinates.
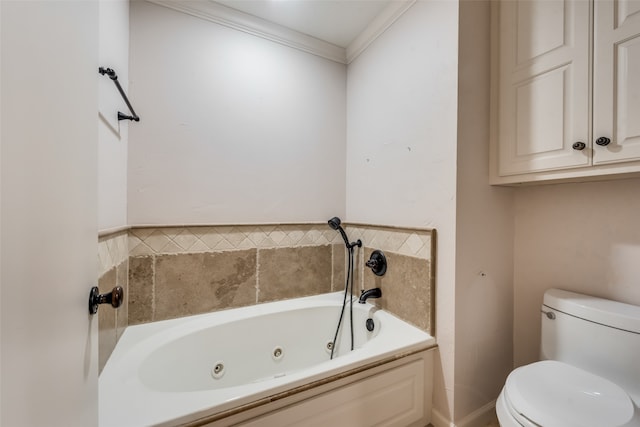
[540, 288, 640, 400]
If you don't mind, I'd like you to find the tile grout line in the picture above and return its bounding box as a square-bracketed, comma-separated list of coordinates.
[151, 254, 156, 322]
[255, 248, 260, 304]
[123, 256, 130, 340]
[330, 244, 334, 292]
[357, 245, 364, 293]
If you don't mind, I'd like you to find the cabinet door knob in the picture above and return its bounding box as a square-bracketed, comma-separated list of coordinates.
[572, 141, 586, 150]
[595, 137, 611, 146]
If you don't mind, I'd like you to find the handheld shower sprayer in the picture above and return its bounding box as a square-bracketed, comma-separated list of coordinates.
[327, 217, 361, 249]
[328, 216, 361, 360]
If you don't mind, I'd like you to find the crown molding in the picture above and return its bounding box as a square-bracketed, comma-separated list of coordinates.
[146, 0, 347, 64]
[146, 0, 415, 65]
[346, 0, 416, 63]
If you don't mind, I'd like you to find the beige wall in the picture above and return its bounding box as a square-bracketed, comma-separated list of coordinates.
[455, 0, 515, 423]
[347, 1, 517, 424]
[513, 178, 640, 367]
[128, 1, 347, 226]
[98, 0, 129, 231]
[346, 1, 460, 421]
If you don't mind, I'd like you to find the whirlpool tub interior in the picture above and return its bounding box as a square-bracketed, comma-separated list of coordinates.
[99, 292, 437, 427]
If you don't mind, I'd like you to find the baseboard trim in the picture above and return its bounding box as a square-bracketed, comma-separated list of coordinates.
[431, 408, 455, 427]
[431, 400, 497, 427]
[457, 400, 497, 427]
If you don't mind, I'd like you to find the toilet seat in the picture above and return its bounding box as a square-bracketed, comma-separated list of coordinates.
[503, 360, 634, 427]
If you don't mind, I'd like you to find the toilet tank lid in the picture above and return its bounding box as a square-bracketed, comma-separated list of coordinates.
[544, 289, 640, 334]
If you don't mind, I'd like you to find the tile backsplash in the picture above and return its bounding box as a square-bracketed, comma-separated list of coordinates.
[127, 225, 338, 324]
[98, 231, 128, 277]
[128, 224, 343, 255]
[98, 223, 435, 371]
[97, 231, 129, 373]
[335, 224, 434, 332]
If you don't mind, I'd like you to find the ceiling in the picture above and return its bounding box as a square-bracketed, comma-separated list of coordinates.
[212, 0, 394, 47]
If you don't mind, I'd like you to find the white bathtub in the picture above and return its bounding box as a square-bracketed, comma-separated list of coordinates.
[100, 292, 436, 427]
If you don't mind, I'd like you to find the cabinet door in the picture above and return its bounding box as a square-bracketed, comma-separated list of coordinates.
[593, 0, 640, 164]
[498, 0, 590, 176]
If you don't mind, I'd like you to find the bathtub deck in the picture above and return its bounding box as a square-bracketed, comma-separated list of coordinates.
[99, 292, 436, 427]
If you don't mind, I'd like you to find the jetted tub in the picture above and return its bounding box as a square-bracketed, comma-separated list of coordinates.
[100, 292, 436, 427]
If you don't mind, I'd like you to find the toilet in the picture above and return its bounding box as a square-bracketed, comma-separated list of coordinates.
[497, 288, 640, 427]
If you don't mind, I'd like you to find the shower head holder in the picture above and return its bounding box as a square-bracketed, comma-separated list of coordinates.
[327, 217, 362, 249]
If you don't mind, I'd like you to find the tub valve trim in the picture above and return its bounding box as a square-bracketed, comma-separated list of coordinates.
[366, 250, 387, 276]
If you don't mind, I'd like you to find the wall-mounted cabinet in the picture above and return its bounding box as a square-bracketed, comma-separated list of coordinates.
[491, 0, 640, 185]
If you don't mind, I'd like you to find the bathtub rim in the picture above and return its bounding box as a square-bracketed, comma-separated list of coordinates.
[99, 291, 437, 427]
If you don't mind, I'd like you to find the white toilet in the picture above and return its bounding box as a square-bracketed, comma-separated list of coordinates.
[497, 288, 640, 427]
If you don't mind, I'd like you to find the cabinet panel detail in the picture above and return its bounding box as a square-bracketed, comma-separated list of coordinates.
[499, 60, 589, 176]
[515, 69, 566, 156]
[617, 0, 640, 29]
[237, 359, 426, 427]
[516, 0, 567, 65]
[617, 36, 640, 147]
[594, 20, 640, 164]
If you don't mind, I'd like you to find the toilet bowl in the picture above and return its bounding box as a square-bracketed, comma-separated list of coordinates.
[496, 289, 640, 427]
[496, 360, 635, 427]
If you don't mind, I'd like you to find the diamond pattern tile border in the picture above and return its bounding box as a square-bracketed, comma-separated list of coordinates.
[98, 232, 128, 277]
[126, 223, 434, 260]
[128, 224, 344, 256]
[97, 224, 434, 264]
[347, 224, 433, 260]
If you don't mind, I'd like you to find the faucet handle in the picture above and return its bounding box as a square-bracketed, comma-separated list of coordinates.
[366, 250, 387, 276]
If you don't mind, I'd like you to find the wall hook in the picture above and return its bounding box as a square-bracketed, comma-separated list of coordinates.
[89, 285, 124, 315]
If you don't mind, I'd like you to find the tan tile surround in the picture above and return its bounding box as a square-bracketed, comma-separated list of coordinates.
[98, 223, 435, 369]
[332, 224, 435, 333]
[97, 231, 129, 373]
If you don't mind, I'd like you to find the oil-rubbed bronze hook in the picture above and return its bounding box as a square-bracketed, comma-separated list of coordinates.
[89, 285, 124, 315]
